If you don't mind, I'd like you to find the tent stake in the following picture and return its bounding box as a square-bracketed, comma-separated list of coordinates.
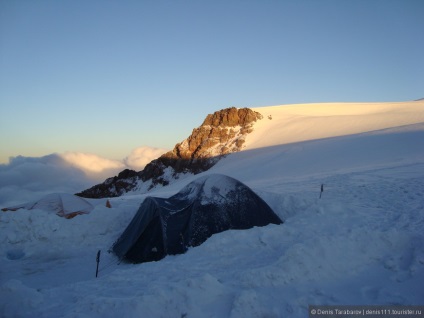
[95, 250, 101, 278]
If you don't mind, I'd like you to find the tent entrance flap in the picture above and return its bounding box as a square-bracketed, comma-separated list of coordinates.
[125, 215, 165, 263]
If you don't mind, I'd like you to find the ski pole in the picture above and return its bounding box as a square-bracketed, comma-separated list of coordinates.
[96, 250, 101, 278]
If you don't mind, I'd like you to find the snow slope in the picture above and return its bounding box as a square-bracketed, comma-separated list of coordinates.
[1, 101, 423, 317]
[248, 101, 424, 149]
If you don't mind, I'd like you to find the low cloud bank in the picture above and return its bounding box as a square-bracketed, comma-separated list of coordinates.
[123, 146, 168, 171]
[0, 154, 94, 207]
[0, 146, 168, 207]
[59, 152, 125, 178]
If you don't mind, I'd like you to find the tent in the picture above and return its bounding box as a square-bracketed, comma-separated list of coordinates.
[1, 193, 94, 219]
[112, 174, 283, 264]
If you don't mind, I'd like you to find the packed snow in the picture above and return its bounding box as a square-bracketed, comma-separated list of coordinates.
[1, 101, 423, 317]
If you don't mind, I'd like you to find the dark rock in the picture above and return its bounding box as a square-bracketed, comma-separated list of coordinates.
[77, 107, 263, 198]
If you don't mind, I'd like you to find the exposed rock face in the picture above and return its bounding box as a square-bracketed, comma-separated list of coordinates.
[77, 107, 262, 198]
[77, 169, 140, 198]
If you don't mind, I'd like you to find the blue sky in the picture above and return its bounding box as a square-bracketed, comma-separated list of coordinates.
[1, 0, 423, 164]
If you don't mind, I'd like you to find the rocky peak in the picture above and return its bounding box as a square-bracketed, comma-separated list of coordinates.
[77, 107, 262, 198]
[172, 107, 262, 160]
[202, 107, 262, 127]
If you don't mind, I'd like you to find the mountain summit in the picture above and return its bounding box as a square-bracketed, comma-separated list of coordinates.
[77, 107, 263, 198]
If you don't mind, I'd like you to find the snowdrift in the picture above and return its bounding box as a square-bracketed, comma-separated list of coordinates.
[113, 174, 282, 263]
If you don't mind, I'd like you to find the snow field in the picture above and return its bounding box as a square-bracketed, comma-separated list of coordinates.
[1, 162, 423, 317]
[248, 101, 424, 150]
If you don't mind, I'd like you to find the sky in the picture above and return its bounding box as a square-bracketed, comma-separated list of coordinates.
[1, 0, 423, 166]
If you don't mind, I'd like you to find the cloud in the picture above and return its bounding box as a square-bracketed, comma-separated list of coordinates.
[123, 146, 168, 170]
[59, 152, 125, 178]
[0, 147, 169, 208]
[0, 154, 93, 207]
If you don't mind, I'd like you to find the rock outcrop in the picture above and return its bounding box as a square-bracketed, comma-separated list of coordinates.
[77, 107, 262, 198]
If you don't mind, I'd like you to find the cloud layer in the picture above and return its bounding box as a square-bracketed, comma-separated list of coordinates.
[0, 154, 93, 207]
[123, 146, 167, 171]
[0, 146, 168, 207]
[59, 152, 125, 177]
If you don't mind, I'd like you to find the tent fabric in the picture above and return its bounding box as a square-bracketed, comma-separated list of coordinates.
[113, 174, 283, 264]
[1, 193, 94, 219]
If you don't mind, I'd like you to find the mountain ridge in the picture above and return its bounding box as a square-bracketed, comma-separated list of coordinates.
[76, 107, 263, 198]
[77, 100, 424, 198]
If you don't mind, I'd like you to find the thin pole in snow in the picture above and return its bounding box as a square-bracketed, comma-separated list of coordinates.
[319, 184, 324, 199]
[95, 250, 101, 278]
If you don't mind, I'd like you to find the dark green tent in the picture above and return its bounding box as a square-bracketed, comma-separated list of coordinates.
[112, 174, 282, 263]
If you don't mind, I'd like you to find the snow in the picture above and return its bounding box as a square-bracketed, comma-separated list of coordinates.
[177, 174, 244, 204]
[1, 101, 424, 317]
[247, 101, 424, 149]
